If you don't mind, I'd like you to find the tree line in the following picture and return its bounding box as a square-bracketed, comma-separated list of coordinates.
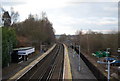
[73, 30, 119, 56]
[13, 13, 55, 49]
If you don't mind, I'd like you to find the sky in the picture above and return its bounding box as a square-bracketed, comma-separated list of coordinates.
[0, 0, 119, 35]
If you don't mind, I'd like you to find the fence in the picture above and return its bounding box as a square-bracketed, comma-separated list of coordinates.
[73, 46, 107, 81]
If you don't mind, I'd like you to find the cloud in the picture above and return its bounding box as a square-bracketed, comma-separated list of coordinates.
[54, 25, 76, 35]
[104, 6, 118, 12]
[69, 0, 119, 2]
[1, 0, 118, 34]
[83, 17, 118, 25]
[1, 0, 26, 6]
[54, 15, 117, 27]
[51, 13, 118, 34]
[20, 0, 73, 9]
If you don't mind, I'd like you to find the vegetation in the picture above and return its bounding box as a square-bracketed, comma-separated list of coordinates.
[73, 30, 118, 56]
[2, 27, 17, 67]
[13, 13, 55, 49]
[58, 34, 67, 42]
[1, 7, 19, 27]
[1, 7, 55, 67]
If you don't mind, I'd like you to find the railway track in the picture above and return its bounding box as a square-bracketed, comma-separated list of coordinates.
[15, 43, 64, 81]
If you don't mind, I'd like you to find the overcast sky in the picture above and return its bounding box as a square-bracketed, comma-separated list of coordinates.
[0, 0, 119, 35]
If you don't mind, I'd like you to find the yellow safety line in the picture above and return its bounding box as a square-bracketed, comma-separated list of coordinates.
[63, 44, 72, 80]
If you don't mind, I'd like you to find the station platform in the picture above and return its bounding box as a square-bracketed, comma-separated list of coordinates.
[63, 44, 72, 80]
[7, 44, 56, 80]
[5, 44, 73, 80]
[68, 47, 97, 80]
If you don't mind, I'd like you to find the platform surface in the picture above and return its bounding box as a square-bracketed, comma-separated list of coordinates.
[68, 47, 97, 80]
[63, 44, 72, 80]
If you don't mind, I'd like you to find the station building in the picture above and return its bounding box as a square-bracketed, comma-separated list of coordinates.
[11, 47, 35, 63]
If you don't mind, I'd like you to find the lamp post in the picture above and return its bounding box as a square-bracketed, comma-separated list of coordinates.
[72, 43, 75, 58]
[76, 45, 81, 71]
[97, 60, 116, 81]
[78, 45, 80, 71]
[105, 48, 110, 72]
[87, 30, 90, 54]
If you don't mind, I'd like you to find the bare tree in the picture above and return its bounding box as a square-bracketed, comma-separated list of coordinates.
[14, 12, 55, 49]
[10, 7, 19, 24]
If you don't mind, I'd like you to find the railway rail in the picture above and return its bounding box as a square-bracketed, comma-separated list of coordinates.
[8, 43, 64, 81]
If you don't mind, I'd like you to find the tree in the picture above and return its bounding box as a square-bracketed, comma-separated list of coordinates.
[58, 34, 67, 42]
[2, 11, 11, 27]
[10, 7, 19, 25]
[74, 30, 118, 55]
[2, 27, 17, 67]
[1, 7, 19, 27]
[14, 12, 55, 49]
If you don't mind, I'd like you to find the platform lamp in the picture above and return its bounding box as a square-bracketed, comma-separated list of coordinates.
[97, 60, 116, 81]
[76, 45, 81, 71]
